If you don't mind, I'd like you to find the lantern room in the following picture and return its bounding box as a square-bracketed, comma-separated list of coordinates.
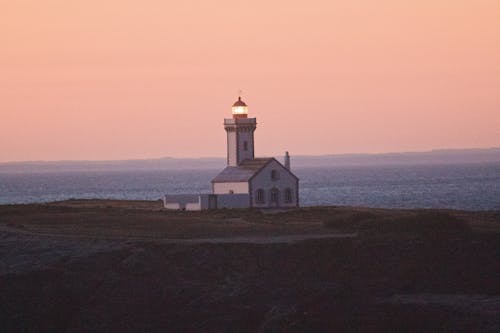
[231, 96, 248, 119]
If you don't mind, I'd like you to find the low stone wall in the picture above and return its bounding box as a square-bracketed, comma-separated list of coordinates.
[163, 194, 200, 210]
[164, 193, 250, 210]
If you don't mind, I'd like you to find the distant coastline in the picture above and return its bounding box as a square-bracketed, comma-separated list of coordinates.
[1, 147, 499, 173]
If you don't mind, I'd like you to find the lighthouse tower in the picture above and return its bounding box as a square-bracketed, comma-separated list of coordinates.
[224, 96, 257, 166]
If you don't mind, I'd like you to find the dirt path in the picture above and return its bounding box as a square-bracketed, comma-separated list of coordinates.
[0, 224, 356, 276]
[174, 233, 357, 244]
[0, 224, 356, 244]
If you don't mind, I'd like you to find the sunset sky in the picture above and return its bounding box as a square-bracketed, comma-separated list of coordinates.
[1, 0, 499, 162]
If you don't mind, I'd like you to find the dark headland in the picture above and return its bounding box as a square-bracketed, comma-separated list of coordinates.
[1, 200, 499, 332]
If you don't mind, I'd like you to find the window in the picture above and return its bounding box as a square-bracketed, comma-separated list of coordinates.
[271, 169, 279, 181]
[284, 188, 293, 203]
[229, 190, 234, 194]
[256, 189, 265, 203]
[243, 141, 248, 151]
[270, 188, 279, 203]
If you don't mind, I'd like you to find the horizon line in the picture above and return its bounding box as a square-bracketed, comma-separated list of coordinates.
[1, 146, 499, 165]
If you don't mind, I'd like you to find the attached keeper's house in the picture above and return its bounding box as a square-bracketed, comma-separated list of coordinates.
[164, 96, 299, 210]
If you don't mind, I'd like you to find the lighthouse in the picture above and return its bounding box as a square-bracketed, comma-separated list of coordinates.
[164, 95, 299, 210]
[224, 97, 257, 166]
[212, 96, 299, 208]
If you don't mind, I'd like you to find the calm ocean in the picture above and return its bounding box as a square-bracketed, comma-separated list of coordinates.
[0, 163, 499, 210]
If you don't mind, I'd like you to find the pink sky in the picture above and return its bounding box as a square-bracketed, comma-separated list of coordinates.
[1, 0, 499, 162]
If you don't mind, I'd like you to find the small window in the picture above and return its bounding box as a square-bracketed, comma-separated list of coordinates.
[270, 188, 279, 203]
[243, 141, 248, 151]
[284, 188, 293, 203]
[271, 169, 279, 181]
[229, 190, 234, 194]
[256, 189, 265, 203]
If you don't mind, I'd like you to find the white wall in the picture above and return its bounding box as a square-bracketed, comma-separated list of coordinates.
[165, 202, 181, 210]
[237, 130, 254, 163]
[216, 194, 250, 209]
[227, 130, 237, 166]
[164, 194, 201, 210]
[213, 182, 249, 194]
[250, 159, 298, 208]
[225, 117, 256, 166]
[165, 193, 250, 210]
[185, 202, 201, 211]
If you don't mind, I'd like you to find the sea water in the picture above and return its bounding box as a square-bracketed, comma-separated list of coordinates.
[0, 163, 499, 210]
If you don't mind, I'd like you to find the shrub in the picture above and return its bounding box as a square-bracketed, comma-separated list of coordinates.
[324, 211, 377, 230]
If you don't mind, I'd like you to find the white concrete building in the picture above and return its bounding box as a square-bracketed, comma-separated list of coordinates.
[164, 96, 299, 210]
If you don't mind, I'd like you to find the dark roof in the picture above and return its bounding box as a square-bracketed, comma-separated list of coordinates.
[232, 96, 247, 107]
[212, 158, 273, 183]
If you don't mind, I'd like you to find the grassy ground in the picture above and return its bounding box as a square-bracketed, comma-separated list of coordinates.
[0, 200, 499, 332]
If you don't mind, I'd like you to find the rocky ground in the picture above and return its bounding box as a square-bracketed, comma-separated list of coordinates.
[0, 200, 499, 332]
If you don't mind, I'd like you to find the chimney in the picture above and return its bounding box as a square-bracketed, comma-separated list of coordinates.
[284, 151, 290, 170]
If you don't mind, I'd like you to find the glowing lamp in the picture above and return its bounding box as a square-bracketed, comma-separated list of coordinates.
[232, 96, 248, 118]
